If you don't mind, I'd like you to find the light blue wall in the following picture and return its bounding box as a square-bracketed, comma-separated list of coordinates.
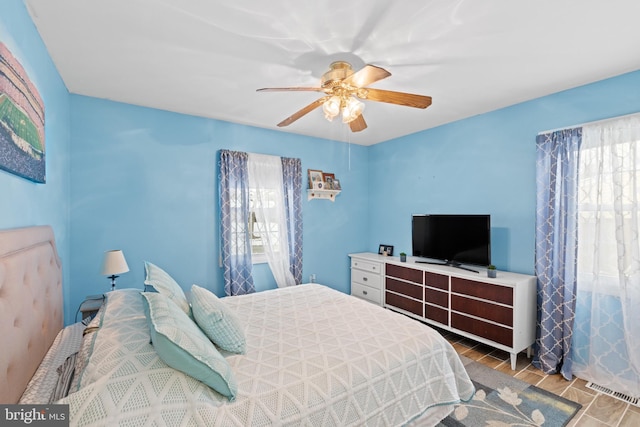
[68, 95, 369, 322]
[369, 70, 640, 275]
[0, 1, 71, 310]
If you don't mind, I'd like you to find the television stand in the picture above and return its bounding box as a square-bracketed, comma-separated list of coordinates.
[415, 260, 479, 274]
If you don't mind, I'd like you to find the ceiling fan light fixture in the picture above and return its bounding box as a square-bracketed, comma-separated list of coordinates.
[321, 61, 354, 88]
[342, 97, 365, 123]
[258, 62, 431, 132]
[322, 95, 341, 121]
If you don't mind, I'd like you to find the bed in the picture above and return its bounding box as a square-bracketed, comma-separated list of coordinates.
[1, 226, 475, 426]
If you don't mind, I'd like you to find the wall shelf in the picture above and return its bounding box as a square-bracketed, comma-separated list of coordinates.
[307, 189, 341, 202]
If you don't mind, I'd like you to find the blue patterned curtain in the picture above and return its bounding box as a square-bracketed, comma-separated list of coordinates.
[533, 128, 581, 379]
[219, 150, 255, 296]
[281, 157, 303, 284]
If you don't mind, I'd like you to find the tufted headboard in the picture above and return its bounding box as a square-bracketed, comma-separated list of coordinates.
[0, 226, 63, 404]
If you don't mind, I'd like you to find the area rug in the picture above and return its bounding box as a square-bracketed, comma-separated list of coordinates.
[437, 356, 581, 426]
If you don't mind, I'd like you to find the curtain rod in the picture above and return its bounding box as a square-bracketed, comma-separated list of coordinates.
[538, 111, 640, 135]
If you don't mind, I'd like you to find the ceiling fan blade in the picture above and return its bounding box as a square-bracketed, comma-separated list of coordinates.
[277, 97, 329, 127]
[360, 88, 432, 109]
[343, 64, 391, 88]
[349, 114, 367, 132]
[257, 87, 325, 92]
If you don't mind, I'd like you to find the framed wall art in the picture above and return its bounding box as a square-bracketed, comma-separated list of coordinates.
[0, 42, 46, 183]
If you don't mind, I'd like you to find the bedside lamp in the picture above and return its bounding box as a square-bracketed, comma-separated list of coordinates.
[101, 250, 129, 291]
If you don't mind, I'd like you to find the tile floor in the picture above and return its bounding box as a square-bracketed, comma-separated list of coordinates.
[441, 331, 640, 426]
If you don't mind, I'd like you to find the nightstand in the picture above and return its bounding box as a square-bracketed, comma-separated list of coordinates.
[80, 295, 105, 321]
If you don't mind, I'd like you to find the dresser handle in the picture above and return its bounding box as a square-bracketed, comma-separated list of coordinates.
[363, 277, 368, 281]
[362, 290, 368, 295]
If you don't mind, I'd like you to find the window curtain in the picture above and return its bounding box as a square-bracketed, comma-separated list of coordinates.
[533, 128, 581, 379]
[571, 115, 640, 397]
[219, 150, 255, 296]
[282, 156, 303, 284]
[247, 153, 297, 288]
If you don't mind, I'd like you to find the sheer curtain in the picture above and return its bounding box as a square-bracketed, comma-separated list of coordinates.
[219, 150, 255, 296]
[247, 153, 297, 288]
[571, 114, 640, 397]
[533, 128, 581, 379]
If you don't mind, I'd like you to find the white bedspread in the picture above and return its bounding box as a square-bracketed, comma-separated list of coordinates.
[60, 284, 474, 426]
[19, 322, 85, 404]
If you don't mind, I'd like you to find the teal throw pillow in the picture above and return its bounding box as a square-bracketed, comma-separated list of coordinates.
[143, 261, 191, 316]
[141, 291, 237, 400]
[190, 285, 247, 354]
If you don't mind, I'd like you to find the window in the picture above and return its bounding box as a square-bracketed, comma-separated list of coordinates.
[219, 149, 302, 293]
[577, 139, 640, 293]
[248, 188, 281, 263]
[225, 187, 281, 263]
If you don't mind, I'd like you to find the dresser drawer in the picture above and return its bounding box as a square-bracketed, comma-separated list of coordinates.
[386, 277, 422, 299]
[386, 263, 423, 284]
[425, 272, 449, 291]
[451, 295, 513, 326]
[352, 268, 382, 289]
[351, 258, 382, 274]
[425, 287, 448, 309]
[425, 304, 449, 325]
[451, 277, 513, 305]
[352, 282, 381, 304]
[451, 312, 513, 347]
[385, 291, 422, 317]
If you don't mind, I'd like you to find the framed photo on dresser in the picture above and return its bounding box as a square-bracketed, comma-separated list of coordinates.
[378, 244, 394, 256]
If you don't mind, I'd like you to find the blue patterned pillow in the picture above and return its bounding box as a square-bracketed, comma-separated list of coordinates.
[141, 292, 237, 400]
[143, 261, 191, 316]
[190, 285, 247, 354]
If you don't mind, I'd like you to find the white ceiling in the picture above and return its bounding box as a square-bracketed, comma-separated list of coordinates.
[24, 0, 640, 145]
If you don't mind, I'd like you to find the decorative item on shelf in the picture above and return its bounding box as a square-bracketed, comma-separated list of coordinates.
[307, 169, 323, 189]
[400, 252, 407, 262]
[101, 250, 130, 290]
[322, 172, 336, 189]
[307, 168, 342, 201]
[487, 264, 497, 278]
[378, 244, 394, 256]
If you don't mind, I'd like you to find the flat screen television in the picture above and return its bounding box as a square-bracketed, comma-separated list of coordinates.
[412, 214, 491, 272]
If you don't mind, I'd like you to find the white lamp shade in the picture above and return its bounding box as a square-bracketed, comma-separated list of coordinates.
[101, 250, 129, 276]
[342, 97, 365, 123]
[322, 95, 341, 121]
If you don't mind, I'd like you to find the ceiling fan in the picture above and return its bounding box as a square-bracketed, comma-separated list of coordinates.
[257, 61, 432, 132]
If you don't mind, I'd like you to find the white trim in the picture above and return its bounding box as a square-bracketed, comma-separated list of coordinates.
[251, 253, 268, 264]
[538, 111, 640, 135]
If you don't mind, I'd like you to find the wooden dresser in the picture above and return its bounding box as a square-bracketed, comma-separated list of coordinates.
[350, 253, 536, 370]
